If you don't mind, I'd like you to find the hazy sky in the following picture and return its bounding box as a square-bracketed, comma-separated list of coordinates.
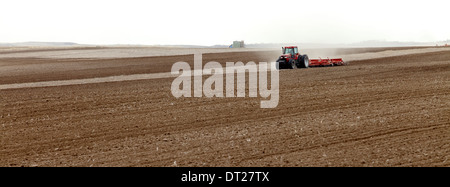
[1, 0, 449, 45]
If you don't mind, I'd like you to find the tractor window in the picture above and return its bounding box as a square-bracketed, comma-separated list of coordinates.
[294, 47, 298, 54]
[284, 48, 294, 55]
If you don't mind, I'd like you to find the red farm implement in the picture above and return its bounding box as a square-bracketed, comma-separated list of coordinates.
[309, 58, 347, 67]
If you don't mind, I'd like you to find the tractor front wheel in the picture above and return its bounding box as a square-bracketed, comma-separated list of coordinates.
[289, 59, 296, 69]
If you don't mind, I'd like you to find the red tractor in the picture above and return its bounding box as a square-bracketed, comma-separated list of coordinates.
[276, 46, 309, 69]
[276, 46, 347, 69]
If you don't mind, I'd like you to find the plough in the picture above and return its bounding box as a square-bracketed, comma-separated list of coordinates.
[309, 58, 347, 67]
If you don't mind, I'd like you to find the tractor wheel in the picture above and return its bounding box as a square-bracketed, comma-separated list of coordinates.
[288, 59, 296, 69]
[298, 55, 309, 68]
[275, 61, 281, 70]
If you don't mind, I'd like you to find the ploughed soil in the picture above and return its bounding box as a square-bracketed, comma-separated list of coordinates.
[0, 48, 449, 166]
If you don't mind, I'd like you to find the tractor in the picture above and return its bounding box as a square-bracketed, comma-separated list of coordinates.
[276, 46, 347, 69]
[276, 46, 309, 69]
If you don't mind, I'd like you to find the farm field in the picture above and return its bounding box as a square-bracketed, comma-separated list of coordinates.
[1, 46, 449, 167]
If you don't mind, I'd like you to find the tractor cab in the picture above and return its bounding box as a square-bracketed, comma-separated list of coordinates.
[282, 46, 299, 57]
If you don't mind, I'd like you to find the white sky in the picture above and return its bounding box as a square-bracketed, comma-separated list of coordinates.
[1, 0, 449, 46]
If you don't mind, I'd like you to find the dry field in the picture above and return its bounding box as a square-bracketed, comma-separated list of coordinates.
[0, 46, 449, 167]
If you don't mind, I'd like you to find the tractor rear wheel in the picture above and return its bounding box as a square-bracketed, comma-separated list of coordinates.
[298, 55, 309, 68]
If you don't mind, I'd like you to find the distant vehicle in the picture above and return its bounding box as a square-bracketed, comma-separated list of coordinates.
[231, 41, 245, 48]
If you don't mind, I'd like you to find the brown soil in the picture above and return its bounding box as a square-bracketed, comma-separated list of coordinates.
[0, 51, 279, 85]
[0, 49, 449, 167]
